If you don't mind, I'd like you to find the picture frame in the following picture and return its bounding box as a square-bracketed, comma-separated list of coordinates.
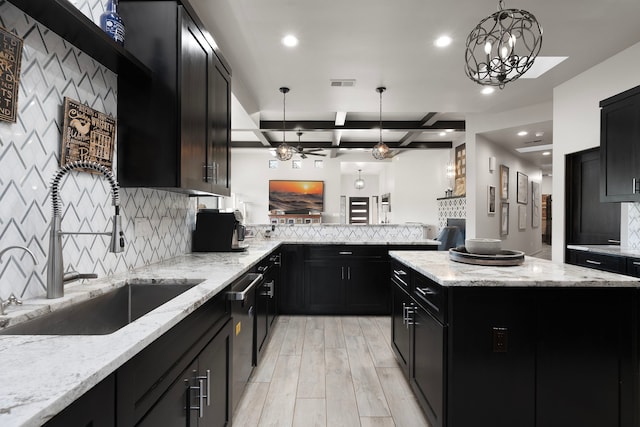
[500, 202, 509, 235]
[269, 159, 278, 169]
[292, 159, 302, 169]
[487, 185, 496, 214]
[500, 165, 509, 200]
[517, 172, 528, 204]
[531, 181, 541, 228]
[518, 205, 526, 230]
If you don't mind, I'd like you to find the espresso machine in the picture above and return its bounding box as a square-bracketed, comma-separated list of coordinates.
[193, 209, 247, 252]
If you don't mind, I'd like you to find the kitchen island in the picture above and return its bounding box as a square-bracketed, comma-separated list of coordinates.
[389, 251, 640, 427]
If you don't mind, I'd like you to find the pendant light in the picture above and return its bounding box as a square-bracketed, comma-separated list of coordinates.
[372, 87, 390, 160]
[275, 87, 293, 161]
[464, 0, 542, 88]
[354, 169, 365, 190]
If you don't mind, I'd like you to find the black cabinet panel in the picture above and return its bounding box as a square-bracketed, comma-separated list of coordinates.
[44, 374, 115, 427]
[600, 84, 640, 202]
[305, 259, 344, 314]
[566, 249, 626, 274]
[278, 245, 305, 314]
[566, 147, 620, 244]
[391, 281, 413, 377]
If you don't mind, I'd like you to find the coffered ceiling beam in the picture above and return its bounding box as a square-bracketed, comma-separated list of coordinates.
[253, 129, 272, 146]
[255, 120, 465, 132]
[231, 141, 453, 149]
[398, 112, 438, 147]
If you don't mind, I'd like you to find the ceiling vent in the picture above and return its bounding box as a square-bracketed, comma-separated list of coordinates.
[330, 79, 356, 87]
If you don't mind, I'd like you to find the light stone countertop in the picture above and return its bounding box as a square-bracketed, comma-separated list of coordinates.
[0, 241, 281, 427]
[390, 251, 640, 287]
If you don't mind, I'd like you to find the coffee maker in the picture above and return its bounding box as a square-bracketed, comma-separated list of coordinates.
[193, 209, 248, 252]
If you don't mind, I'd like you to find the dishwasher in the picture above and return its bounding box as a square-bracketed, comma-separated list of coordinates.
[226, 272, 263, 413]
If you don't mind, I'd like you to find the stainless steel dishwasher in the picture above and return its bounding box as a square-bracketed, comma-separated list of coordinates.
[226, 272, 263, 413]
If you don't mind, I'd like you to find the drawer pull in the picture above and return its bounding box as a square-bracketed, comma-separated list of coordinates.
[633, 261, 640, 266]
[585, 259, 602, 265]
[339, 251, 353, 255]
[417, 287, 436, 296]
[393, 269, 407, 276]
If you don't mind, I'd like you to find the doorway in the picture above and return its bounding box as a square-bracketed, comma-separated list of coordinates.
[349, 197, 369, 224]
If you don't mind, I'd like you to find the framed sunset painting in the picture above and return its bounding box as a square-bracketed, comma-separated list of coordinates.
[268, 180, 324, 213]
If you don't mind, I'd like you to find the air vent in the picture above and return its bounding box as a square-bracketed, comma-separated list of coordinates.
[330, 79, 356, 87]
[524, 139, 543, 144]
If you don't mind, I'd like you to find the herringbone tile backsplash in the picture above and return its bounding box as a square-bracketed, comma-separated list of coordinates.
[0, 1, 196, 300]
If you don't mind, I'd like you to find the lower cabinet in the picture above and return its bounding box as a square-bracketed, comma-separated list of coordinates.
[44, 374, 115, 427]
[137, 319, 233, 427]
[278, 244, 305, 314]
[392, 260, 638, 427]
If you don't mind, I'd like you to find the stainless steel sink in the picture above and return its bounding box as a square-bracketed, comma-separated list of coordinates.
[0, 281, 202, 335]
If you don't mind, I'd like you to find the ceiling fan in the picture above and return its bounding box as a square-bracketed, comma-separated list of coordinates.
[293, 131, 326, 159]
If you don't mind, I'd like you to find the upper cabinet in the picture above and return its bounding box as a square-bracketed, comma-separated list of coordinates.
[600, 84, 640, 202]
[117, 1, 231, 196]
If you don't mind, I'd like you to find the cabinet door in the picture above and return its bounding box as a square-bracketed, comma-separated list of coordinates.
[137, 360, 199, 427]
[209, 59, 231, 194]
[255, 280, 269, 363]
[600, 92, 640, 202]
[279, 245, 305, 314]
[199, 319, 233, 427]
[180, 10, 210, 193]
[345, 258, 390, 314]
[391, 282, 412, 377]
[566, 147, 620, 244]
[412, 305, 445, 427]
[305, 259, 344, 314]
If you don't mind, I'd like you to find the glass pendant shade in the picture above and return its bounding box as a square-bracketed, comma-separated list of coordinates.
[464, 0, 542, 88]
[275, 143, 293, 161]
[354, 170, 365, 190]
[372, 86, 389, 160]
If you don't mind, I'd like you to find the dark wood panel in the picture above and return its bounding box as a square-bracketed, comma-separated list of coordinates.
[44, 374, 115, 427]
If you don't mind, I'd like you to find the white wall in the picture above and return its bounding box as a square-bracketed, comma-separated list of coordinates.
[475, 135, 543, 255]
[229, 148, 449, 227]
[553, 40, 640, 262]
[541, 175, 552, 194]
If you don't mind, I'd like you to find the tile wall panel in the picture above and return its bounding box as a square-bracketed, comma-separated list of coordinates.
[437, 197, 466, 230]
[0, 1, 196, 300]
[628, 203, 640, 249]
[245, 224, 427, 242]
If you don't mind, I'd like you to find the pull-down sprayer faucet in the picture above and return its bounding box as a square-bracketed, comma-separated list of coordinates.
[47, 161, 125, 299]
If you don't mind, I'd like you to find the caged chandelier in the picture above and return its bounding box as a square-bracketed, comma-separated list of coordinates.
[372, 87, 390, 160]
[464, 0, 542, 88]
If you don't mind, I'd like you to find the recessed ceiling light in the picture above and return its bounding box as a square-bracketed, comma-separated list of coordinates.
[446, 129, 453, 133]
[515, 144, 553, 153]
[535, 131, 544, 137]
[542, 151, 551, 156]
[439, 132, 446, 136]
[517, 131, 528, 136]
[481, 87, 495, 95]
[282, 34, 298, 47]
[434, 35, 452, 47]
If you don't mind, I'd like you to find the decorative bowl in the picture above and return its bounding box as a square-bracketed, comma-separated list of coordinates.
[465, 238, 502, 255]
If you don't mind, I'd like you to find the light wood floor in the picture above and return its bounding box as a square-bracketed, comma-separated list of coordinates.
[232, 315, 430, 427]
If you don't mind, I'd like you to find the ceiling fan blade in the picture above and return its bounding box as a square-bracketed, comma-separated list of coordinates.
[306, 152, 326, 157]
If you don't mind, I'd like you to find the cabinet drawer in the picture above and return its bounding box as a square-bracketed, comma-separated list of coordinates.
[413, 274, 446, 323]
[390, 259, 412, 291]
[306, 245, 386, 259]
[568, 250, 626, 274]
[626, 257, 640, 277]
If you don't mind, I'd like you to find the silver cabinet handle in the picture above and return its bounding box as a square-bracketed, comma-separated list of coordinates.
[417, 287, 436, 296]
[341, 266, 344, 280]
[633, 261, 640, 266]
[339, 251, 353, 255]
[608, 239, 621, 244]
[186, 378, 204, 418]
[195, 369, 211, 406]
[634, 178, 639, 194]
[347, 266, 351, 281]
[393, 269, 407, 276]
[586, 259, 602, 265]
[402, 303, 407, 325]
[405, 305, 415, 328]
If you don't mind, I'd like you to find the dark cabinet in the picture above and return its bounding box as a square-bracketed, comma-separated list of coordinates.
[44, 374, 115, 427]
[391, 276, 413, 377]
[255, 253, 279, 365]
[566, 148, 620, 244]
[566, 248, 626, 274]
[278, 245, 305, 314]
[304, 245, 389, 314]
[600, 84, 640, 202]
[118, 1, 231, 195]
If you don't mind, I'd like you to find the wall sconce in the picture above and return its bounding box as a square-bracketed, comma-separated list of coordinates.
[489, 156, 496, 172]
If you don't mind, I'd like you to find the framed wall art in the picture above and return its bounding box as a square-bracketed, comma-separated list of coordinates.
[268, 180, 324, 213]
[500, 202, 509, 235]
[518, 205, 527, 230]
[517, 172, 528, 204]
[0, 26, 23, 123]
[531, 181, 541, 228]
[500, 165, 509, 200]
[488, 185, 496, 214]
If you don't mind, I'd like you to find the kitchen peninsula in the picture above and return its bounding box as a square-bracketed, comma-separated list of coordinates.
[389, 250, 640, 427]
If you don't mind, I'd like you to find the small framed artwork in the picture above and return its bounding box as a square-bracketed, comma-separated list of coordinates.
[517, 172, 528, 204]
[500, 165, 509, 200]
[269, 159, 278, 169]
[487, 185, 496, 214]
[292, 159, 302, 169]
[500, 202, 509, 236]
[279, 218, 285, 224]
[270, 218, 278, 224]
[304, 218, 312, 224]
[531, 181, 541, 228]
[518, 205, 526, 230]
[287, 218, 295, 224]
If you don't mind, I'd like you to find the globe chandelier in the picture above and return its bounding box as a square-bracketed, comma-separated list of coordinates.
[354, 169, 365, 190]
[464, 0, 542, 88]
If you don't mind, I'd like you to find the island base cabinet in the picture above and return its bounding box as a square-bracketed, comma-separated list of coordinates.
[391, 281, 413, 377]
[44, 374, 115, 427]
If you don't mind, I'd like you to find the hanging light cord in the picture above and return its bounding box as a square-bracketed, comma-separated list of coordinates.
[282, 89, 286, 144]
[379, 89, 383, 145]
